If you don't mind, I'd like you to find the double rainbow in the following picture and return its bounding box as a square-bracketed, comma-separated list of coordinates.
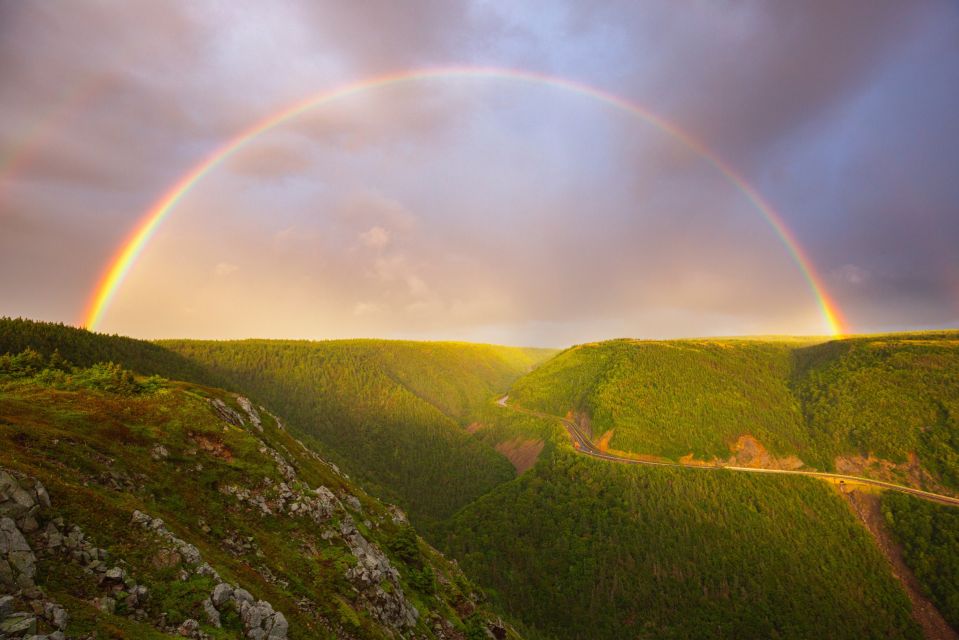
[79, 66, 846, 335]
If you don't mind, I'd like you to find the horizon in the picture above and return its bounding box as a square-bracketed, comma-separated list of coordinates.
[5, 315, 959, 352]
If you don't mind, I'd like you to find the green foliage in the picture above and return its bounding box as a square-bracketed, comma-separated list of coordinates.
[442, 447, 921, 640]
[882, 492, 959, 629]
[156, 339, 554, 525]
[795, 335, 959, 484]
[1, 347, 165, 395]
[509, 333, 959, 488]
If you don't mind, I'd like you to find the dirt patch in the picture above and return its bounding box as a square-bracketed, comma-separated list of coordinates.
[464, 422, 485, 434]
[495, 437, 544, 474]
[680, 435, 805, 470]
[596, 430, 614, 452]
[190, 432, 233, 461]
[842, 489, 958, 640]
[836, 452, 925, 486]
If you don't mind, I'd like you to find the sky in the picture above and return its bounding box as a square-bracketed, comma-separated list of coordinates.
[1, 1, 957, 347]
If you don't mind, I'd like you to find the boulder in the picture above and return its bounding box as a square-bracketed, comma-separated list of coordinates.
[211, 583, 234, 608]
[202, 598, 221, 628]
[0, 612, 36, 635]
[0, 595, 13, 617]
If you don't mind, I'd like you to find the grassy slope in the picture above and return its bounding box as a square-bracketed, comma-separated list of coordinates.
[156, 339, 555, 526]
[0, 361, 516, 640]
[882, 491, 959, 630]
[441, 409, 921, 640]
[508, 332, 959, 488]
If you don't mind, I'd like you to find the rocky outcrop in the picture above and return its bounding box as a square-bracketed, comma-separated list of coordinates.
[210, 398, 245, 429]
[203, 582, 288, 640]
[0, 469, 74, 639]
[131, 510, 206, 572]
[217, 428, 418, 632]
[130, 509, 288, 639]
[340, 516, 418, 629]
[236, 397, 263, 432]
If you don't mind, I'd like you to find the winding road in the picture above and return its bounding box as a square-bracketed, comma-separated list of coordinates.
[495, 395, 959, 508]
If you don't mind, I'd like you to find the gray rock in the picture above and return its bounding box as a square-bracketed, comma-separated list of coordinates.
[0, 595, 13, 617]
[202, 598, 221, 628]
[236, 396, 262, 432]
[177, 618, 199, 637]
[210, 399, 245, 428]
[211, 583, 234, 608]
[233, 587, 254, 606]
[267, 611, 289, 639]
[0, 612, 36, 635]
[33, 481, 51, 509]
[344, 495, 362, 512]
[103, 566, 125, 581]
[43, 601, 68, 630]
[95, 597, 116, 615]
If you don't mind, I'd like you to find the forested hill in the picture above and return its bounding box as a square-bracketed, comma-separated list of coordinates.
[507, 332, 959, 492]
[0, 317, 215, 383]
[155, 339, 556, 526]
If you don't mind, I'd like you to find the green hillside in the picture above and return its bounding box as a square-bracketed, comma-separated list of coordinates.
[882, 492, 959, 630]
[507, 333, 959, 490]
[156, 339, 556, 526]
[0, 349, 519, 640]
[441, 418, 921, 640]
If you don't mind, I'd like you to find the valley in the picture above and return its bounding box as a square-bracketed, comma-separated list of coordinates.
[1, 318, 958, 639]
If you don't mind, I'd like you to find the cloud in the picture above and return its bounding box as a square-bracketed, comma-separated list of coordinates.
[833, 264, 870, 286]
[358, 226, 390, 249]
[214, 262, 240, 277]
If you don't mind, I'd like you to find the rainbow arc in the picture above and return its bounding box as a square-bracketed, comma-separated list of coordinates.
[79, 67, 846, 335]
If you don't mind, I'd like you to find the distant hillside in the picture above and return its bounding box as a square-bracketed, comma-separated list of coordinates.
[507, 333, 959, 492]
[157, 339, 556, 526]
[0, 350, 519, 639]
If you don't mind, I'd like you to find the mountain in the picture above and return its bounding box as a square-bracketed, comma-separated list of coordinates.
[0, 348, 518, 640]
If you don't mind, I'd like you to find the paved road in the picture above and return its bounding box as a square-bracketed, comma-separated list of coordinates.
[496, 395, 959, 508]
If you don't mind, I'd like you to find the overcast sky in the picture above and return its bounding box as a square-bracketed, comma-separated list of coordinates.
[1, 1, 957, 346]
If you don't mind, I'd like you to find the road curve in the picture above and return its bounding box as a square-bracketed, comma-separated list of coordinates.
[495, 395, 959, 508]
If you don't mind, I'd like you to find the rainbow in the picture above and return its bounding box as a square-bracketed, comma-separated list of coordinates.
[80, 66, 846, 335]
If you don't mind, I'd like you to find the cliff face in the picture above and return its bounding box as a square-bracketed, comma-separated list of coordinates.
[0, 365, 516, 640]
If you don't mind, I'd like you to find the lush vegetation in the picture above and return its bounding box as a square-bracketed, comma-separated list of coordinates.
[508, 333, 959, 489]
[443, 443, 921, 640]
[795, 335, 959, 486]
[882, 492, 959, 630]
[509, 339, 810, 460]
[0, 355, 518, 639]
[157, 339, 555, 526]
